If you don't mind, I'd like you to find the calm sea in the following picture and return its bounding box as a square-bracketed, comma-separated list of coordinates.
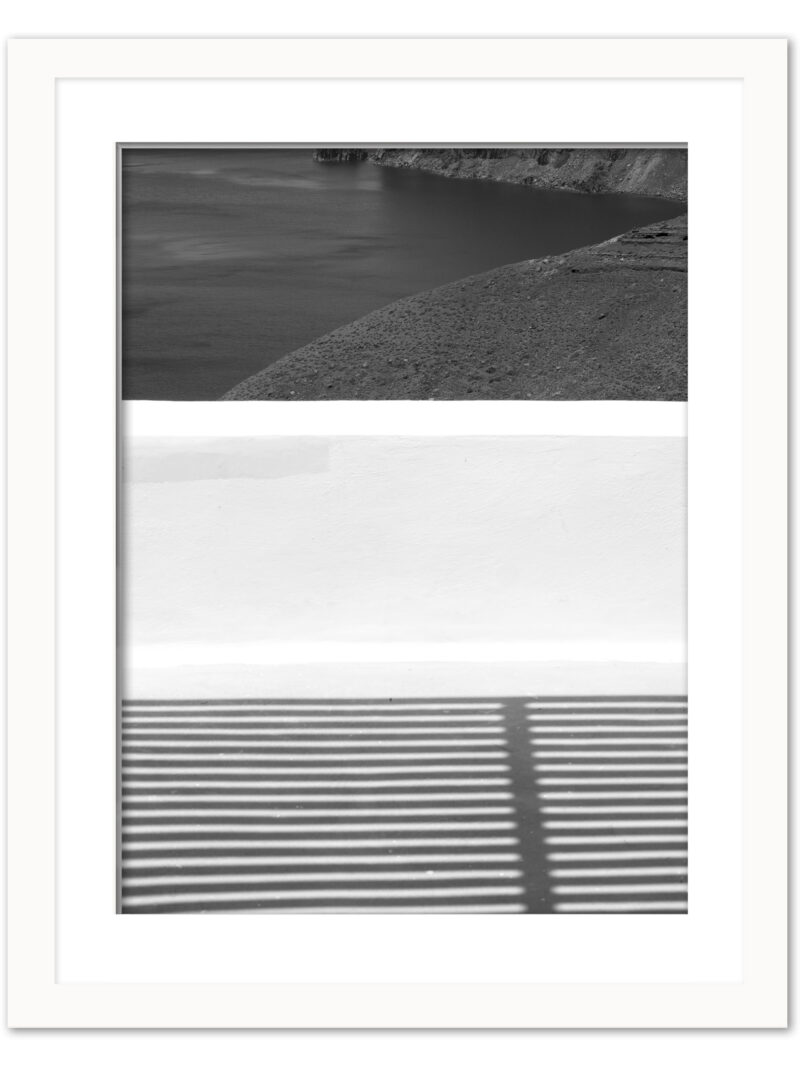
[122, 149, 684, 400]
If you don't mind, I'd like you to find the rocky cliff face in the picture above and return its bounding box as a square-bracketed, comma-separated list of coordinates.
[314, 148, 369, 163]
[313, 147, 687, 201]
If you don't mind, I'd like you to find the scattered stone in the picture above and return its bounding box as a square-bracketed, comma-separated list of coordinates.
[222, 214, 687, 401]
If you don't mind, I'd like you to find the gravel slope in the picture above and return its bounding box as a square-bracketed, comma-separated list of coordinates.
[223, 214, 687, 402]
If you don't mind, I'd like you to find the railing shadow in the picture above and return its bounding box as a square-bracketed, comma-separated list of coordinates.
[119, 695, 688, 914]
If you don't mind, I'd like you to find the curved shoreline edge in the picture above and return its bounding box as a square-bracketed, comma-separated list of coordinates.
[222, 214, 687, 402]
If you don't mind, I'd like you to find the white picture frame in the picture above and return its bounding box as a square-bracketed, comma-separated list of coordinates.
[6, 36, 787, 1028]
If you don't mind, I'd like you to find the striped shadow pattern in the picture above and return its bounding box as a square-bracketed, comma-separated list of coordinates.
[120, 696, 687, 914]
[121, 699, 528, 913]
[524, 697, 688, 913]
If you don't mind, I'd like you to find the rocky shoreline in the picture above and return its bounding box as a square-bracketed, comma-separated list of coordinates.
[223, 214, 687, 402]
[313, 147, 688, 201]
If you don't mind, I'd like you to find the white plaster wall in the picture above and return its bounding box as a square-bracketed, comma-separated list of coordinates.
[122, 435, 686, 654]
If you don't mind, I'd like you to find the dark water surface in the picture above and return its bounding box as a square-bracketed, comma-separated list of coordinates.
[122, 149, 684, 400]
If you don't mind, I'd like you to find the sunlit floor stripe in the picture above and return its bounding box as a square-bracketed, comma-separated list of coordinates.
[122, 885, 525, 906]
[533, 754, 687, 762]
[123, 703, 506, 712]
[543, 819, 687, 829]
[539, 778, 687, 785]
[230, 904, 527, 914]
[532, 755, 687, 763]
[529, 725, 686, 734]
[123, 869, 523, 888]
[123, 820, 517, 835]
[123, 739, 508, 749]
[547, 850, 687, 862]
[124, 851, 522, 869]
[526, 713, 687, 721]
[122, 836, 520, 851]
[552, 884, 686, 895]
[123, 792, 514, 804]
[122, 777, 512, 789]
[122, 765, 510, 776]
[541, 805, 687, 814]
[529, 742, 686, 751]
[124, 726, 505, 736]
[525, 701, 686, 709]
[124, 716, 505, 726]
[539, 792, 686, 800]
[122, 806, 515, 819]
[121, 753, 509, 762]
[550, 867, 687, 879]
[534, 764, 686, 772]
[554, 901, 686, 912]
[545, 835, 687, 845]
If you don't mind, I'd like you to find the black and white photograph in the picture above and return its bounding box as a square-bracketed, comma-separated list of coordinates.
[122, 147, 687, 401]
[119, 146, 688, 915]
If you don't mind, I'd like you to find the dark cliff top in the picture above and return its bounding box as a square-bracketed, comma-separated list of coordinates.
[223, 214, 687, 402]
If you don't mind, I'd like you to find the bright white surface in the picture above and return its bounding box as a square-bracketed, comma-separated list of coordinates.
[52, 70, 745, 995]
[126, 400, 688, 437]
[122, 436, 686, 653]
[127, 661, 688, 700]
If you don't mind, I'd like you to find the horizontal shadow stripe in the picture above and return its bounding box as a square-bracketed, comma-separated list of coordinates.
[121, 779, 513, 791]
[122, 836, 521, 853]
[552, 884, 688, 896]
[122, 702, 506, 712]
[122, 742, 509, 751]
[550, 867, 687, 878]
[123, 852, 523, 871]
[532, 757, 688, 765]
[121, 885, 527, 906]
[122, 869, 524, 889]
[121, 792, 514, 804]
[526, 713, 687, 720]
[544, 834, 687, 844]
[124, 696, 686, 707]
[123, 717, 505, 727]
[123, 727, 506, 737]
[542, 819, 687, 829]
[121, 902, 528, 914]
[523, 698, 687, 708]
[532, 742, 687, 749]
[539, 781, 691, 789]
[122, 805, 515, 819]
[121, 753, 510, 762]
[122, 820, 518, 837]
[554, 901, 687, 912]
[547, 850, 687, 862]
[539, 791, 686, 799]
[528, 725, 687, 733]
